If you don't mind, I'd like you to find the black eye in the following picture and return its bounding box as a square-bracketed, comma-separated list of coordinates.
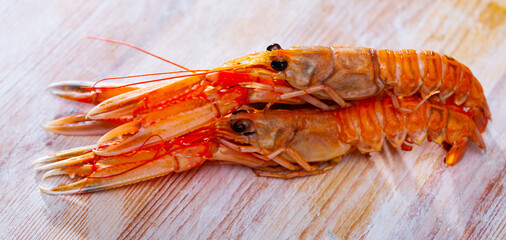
[232, 110, 248, 115]
[267, 43, 282, 51]
[231, 119, 252, 133]
[271, 60, 288, 71]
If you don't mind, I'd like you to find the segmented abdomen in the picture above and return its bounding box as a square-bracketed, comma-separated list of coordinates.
[372, 49, 490, 131]
[335, 97, 485, 159]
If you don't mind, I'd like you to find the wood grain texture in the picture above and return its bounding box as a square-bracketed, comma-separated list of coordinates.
[0, 0, 505, 239]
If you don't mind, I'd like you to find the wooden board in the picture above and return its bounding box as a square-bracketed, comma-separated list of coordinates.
[1, 0, 505, 239]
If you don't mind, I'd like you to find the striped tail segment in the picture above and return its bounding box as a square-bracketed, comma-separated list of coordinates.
[373, 49, 491, 132]
[335, 97, 485, 165]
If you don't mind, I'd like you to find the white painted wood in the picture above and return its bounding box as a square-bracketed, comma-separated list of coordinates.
[0, 0, 504, 239]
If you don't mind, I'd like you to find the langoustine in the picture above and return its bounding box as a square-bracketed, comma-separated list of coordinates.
[35, 96, 485, 194]
[36, 41, 491, 194]
[46, 43, 490, 141]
